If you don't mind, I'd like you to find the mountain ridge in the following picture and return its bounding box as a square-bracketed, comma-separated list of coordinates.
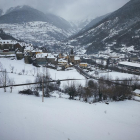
[69, 0, 140, 54]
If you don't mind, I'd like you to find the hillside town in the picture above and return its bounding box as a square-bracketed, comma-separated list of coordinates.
[1, 36, 140, 76]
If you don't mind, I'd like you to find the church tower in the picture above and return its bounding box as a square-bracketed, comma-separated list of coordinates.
[69, 48, 74, 64]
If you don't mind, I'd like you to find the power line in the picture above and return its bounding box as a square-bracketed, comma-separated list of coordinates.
[0, 79, 84, 88]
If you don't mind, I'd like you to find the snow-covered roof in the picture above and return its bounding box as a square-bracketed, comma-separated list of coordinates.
[80, 63, 87, 65]
[32, 49, 42, 53]
[83, 57, 91, 60]
[53, 54, 58, 57]
[74, 56, 80, 60]
[24, 45, 34, 51]
[92, 54, 110, 59]
[47, 54, 55, 59]
[36, 53, 48, 58]
[17, 42, 26, 47]
[63, 54, 68, 57]
[0, 40, 17, 44]
[119, 61, 140, 68]
[119, 54, 125, 59]
[58, 58, 67, 63]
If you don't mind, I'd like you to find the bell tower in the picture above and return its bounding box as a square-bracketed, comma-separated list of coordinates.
[70, 48, 74, 63]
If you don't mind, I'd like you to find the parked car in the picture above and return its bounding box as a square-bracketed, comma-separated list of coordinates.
[3, 49, 9, 52]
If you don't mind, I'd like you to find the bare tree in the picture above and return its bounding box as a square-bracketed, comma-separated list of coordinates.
[83, 87, 92, 102]
[64, 81, 77, 99]
[9, 65, 14, 73]
[132, 75, 139, 90]
[0, 69, 10, 92]
[8, 78, 15, 93]
[22, 69, 25, 75]
[34, 67, 51, 97]
[77, 84, 85, 100]
[44, 67, 50, 97]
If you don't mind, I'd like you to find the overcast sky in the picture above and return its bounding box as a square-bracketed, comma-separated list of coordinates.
[0, 0, 130, 21]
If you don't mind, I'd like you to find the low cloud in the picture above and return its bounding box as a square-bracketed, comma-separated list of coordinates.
[0, 0, 130, 21]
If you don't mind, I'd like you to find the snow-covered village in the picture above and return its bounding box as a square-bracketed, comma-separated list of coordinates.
[0, 0, 140, 140]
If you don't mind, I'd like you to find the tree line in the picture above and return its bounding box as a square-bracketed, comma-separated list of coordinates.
[63, 75, 140, 102]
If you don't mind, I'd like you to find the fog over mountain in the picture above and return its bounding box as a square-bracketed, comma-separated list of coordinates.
[0, 0, 129, 21]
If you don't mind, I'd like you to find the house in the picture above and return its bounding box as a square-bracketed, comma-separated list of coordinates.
[58, 53, 69, 60]
[46, 54, 56, 64]
[58, 58, 68, 66]
[0, 40, 17, 51]
[79, 63, 88, 68]
[31, 48, 42, 58]
[34, 53, 48, 65]
[24, 45, 34, 55]
[14, 43, 24, 52]
[58, 53, 64, 59]
[3, 49, 9, 52]
[74, 56, 80, 64]
[82, 57, 92, 63]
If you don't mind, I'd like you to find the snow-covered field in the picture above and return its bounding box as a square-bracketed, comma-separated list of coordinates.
[99, 71, 139, 80]
[0, 89, 140, 140]
[0, 58, 86, 88]
[47, 68, 86, 88]
[0, 58, 140, 140]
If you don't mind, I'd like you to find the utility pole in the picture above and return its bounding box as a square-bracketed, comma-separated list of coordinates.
[42, 75, 44, 102]
[37, 67, 38, 77]
[4, 69, 6, 92]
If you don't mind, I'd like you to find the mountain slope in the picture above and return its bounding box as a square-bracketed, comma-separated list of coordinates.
[0, 29, 18, 40]
[0, 5, 72, 30]
[0, 5, 77, 46]
[79, 13, 111, 33]
[69, 0, 140, 54]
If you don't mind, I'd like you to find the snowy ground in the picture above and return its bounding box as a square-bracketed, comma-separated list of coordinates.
[0, 58, 140, 140]
[88, 69, 139, 80]
[99, 71, 139, 80]
[47, 68, 86, 89]
[0, 58, 86, 88]
[0, 89, 140, 140]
